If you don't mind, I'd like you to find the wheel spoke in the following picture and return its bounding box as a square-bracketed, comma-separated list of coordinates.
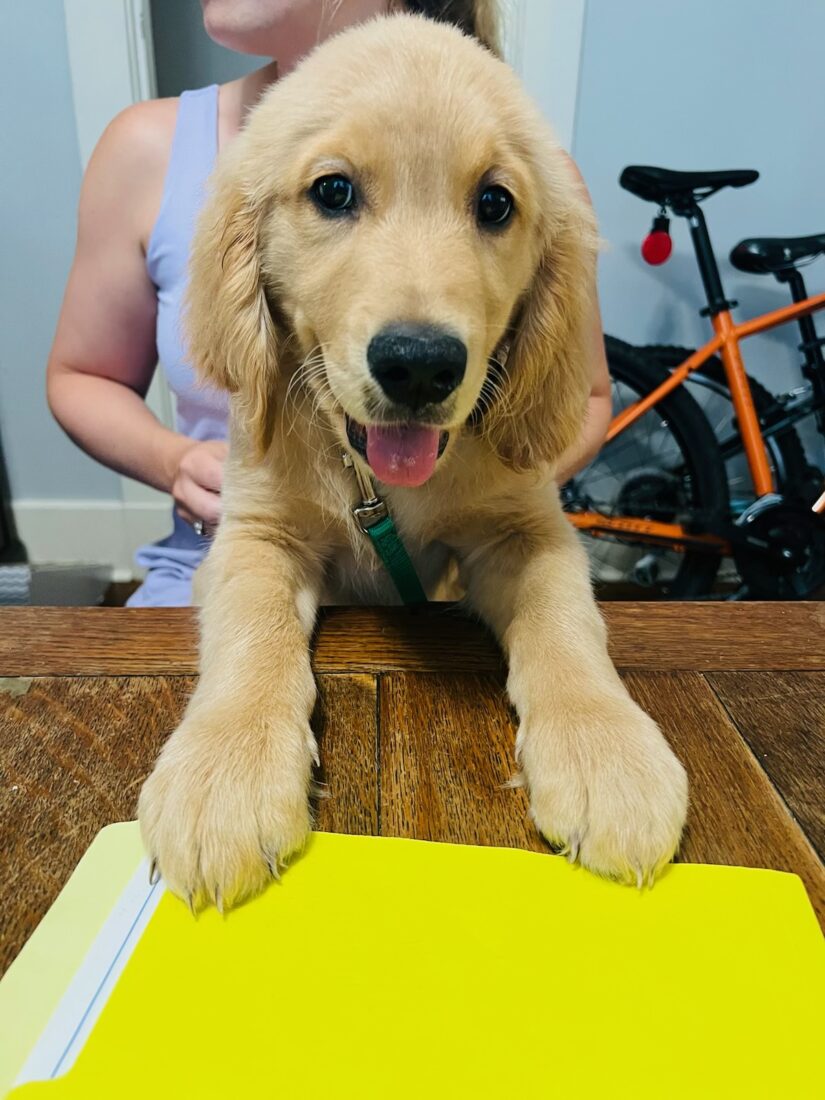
[575, 347, 731, 595]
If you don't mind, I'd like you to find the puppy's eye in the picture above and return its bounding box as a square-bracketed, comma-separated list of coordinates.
[477, 185, 514, 228]
[311, 174, 356, 215]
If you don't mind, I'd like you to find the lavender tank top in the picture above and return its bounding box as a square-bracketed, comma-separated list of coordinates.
[127, 85, 229, 607]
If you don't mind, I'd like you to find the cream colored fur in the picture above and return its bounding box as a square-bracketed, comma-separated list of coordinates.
[138, 15, 688, 911]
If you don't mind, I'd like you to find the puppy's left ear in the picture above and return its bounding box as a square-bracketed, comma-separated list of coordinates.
[486, 188, 598, 472]
[186, 169, 281, 458]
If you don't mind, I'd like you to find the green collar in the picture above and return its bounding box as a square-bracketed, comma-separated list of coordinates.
[343, 452, 427, 605]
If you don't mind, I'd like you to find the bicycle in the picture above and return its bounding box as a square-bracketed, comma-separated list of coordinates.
[564, 165, 825, 599]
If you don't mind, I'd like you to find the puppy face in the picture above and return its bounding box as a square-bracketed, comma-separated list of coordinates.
[189, 15, 597, 482]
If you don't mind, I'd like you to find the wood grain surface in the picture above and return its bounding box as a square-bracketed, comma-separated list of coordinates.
[313, 674, 379, 837]
[3, 602, 825, 676]
[623, 671, 825, 922]
[2, 602, 824, 978]
[379, 670, 545, 850]
[706, 671, 825, 861]
[0, 676, 190, 973]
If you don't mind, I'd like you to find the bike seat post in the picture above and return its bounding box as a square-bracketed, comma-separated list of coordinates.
[776, 267, 825, 377]
[677, 199, 737, 317]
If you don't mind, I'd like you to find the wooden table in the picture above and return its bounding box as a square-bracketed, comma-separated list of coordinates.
[1, 602, 823, 975]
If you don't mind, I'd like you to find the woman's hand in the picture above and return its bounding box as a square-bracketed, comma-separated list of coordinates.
[170, 440, 228, 529]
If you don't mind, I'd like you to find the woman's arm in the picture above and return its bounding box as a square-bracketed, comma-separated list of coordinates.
[554, 293, 612, 484]
[47, 101, 226, 526]
[554, 152, 612, 485]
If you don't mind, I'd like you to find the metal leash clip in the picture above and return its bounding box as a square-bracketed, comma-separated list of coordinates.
[342, 452, 388, 532]
[340, 451, 428, 605]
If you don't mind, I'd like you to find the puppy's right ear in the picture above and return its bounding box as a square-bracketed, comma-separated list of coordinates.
[186, 174, 280, 457]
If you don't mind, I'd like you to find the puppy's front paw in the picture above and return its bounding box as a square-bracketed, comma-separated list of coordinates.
[138, 715, 313, 911]
[520, 697, 688, 886]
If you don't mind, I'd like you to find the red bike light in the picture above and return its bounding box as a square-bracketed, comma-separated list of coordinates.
[641, 213, 672, 264]
[641, 230, 673, 264]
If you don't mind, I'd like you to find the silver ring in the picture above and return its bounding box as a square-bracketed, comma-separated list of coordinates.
[193, 519, 205, 537]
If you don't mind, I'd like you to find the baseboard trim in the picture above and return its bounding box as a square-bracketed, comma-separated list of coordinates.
[12, 499, 172, 577]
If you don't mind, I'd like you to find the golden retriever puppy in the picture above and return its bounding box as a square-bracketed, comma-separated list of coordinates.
[139, 14, 688, 911]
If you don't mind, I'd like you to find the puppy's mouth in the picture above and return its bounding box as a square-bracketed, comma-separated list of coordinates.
[345, 416, 449, 488]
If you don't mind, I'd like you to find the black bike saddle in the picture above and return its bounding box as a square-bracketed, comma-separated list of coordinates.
[730, 233, 825, 275]
[620, 165, 759, 206]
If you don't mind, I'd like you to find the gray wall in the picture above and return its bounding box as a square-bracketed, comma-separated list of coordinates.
[574, 0, 824, 459]
[151, 0, 263, 97]
[0, 1, 119, 500]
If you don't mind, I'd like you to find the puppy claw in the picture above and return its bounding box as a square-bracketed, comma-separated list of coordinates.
[186, 891, 197, 917]
[307, 732, 320, 768]
[148, 858, 160, 886]
[264, 854, 280, 881]
[567, 835, 581, 864]
[635, 866, 645, 891]
[215, 887, 224, 915]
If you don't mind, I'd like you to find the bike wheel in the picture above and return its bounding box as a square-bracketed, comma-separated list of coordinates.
[565, 337, 729, 598]
[641, 344, 813, 513]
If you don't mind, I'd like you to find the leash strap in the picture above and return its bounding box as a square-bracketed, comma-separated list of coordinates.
[343, 453, 428, 605]
[363, 513, 427, 605]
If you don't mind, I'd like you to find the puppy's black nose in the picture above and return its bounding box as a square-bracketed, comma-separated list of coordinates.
[367, 324, 467, 410]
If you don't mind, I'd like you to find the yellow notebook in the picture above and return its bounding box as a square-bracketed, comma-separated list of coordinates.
[4, 828, 824, 1098]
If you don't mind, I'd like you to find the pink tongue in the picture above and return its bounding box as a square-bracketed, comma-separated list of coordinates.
[366, 425, 441, 487]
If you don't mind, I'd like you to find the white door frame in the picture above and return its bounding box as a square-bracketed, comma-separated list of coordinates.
[63, 0, 173, 571]
[64, 0, 158, 164]
[503, 0, 587, 153]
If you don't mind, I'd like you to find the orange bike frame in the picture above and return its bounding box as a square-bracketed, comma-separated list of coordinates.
[571, 291, 825, 551]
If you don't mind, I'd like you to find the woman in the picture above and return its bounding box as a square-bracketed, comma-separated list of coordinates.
[47, 0, 609, 606]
